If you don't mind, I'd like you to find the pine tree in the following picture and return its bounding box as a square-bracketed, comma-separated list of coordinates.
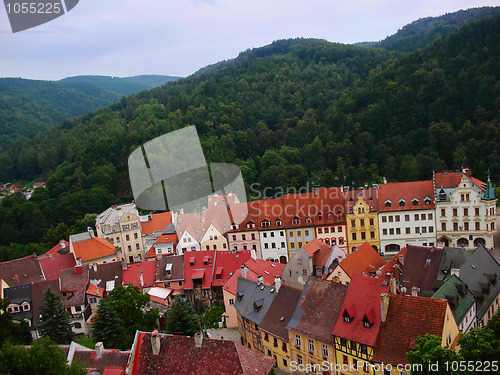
[39, 287, 73, 344]
[92, 299, 128, 350]
[165, 297, 200, 337]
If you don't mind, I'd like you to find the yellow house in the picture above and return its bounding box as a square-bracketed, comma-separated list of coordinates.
[286, 277, 349, 375]
[346, 196, 380, 253]
[258, 284, 302, 372]
[370, 294, 460, 375]
[331, 274, 390, 375]
[200, 220, 229, 251]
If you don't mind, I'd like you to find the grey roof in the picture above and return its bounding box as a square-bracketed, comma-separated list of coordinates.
[163, 223, 176, 234]
[4, 283, 32, 304]
[234, 277, 277, 325]
[435, 247, 472, 281]
[457, 244, 500, 319]
[70, 232, 93, 243]
[155, 255, 184, 282]
[96, 203, 139, 234]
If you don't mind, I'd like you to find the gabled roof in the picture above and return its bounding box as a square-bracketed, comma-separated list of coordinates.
[303, 238, 332, 269]
[155, 255, 184, 282]
[86, 284, 104, 297]
[211, 250, 252, 288]
[234, 277, 277, 325]
[96, 203, 139, 228]
[332, 274, 390, 346]
[378, 180, 434, 212]
[183, 250, 215, 290]
[89, 261, 123, 293]
[400, 245, 444, 296]
[344, 188, 380, 213]
[4, 283, 31, 304]
[140, 212, 173, 236]
[287, 277, 348, 343]
[37, 252, 76, 280]
[372, 294, 448, 365]
[259, 285, 303, 341]
[432, 275, 475, 326]
[378, 247, 407, 282]
[122, 260, 157, 289]
[223, 259, 285, 295]
[335, 242, 386, 278]
[128, 331, 274, 375]
[70, 344, 130, 373]
[0, 254, 44, 287]
[71, 236, 117, 263]
[434, 170, 487, 191]
[38, 240, 70, 258]
[30, 279, 60, 328]
[60, 266, 90, 307]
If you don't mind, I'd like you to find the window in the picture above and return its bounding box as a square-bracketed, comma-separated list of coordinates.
[297, 355, 303, 365]
[421, 227, 427, 234]
[429, 226, 434, 233]
[389, 216, 393, 223]
[421, 214, 426, 220]
[370, 231, 375, 239]
[453, 208, 458, 217]
[415, 227, 420, 234]
[352, 233, 357, 241]
[261, 220, 270, 228]
[405, 214, 410, 222]
[343, 355, 348, 365]
[324, 227, 329, 233]
[305, 230, 309, 236]
[396, 228, 401, 235]
[308, 339, 314, 353]
[414, 214, 419, 221]
[281, 242, 285, 247]
[73, 322, 82, 329]
[382, 216, 387, 223]
[464, 208, 469, 217]
[322, 344, 328, 358]
[264, 332, 269, 341]
[475, 222, 480, 230]
[271, 243, 276, 248]
[134, 232, 138, 240]
[297, 258, 302, 265]
[136, 243, 140, 250]
[442, 222, 447, 231]
[264, 243, 269, 249]
[383, 229, 387, 236]
[126, 234, 130, 241]
[290, 243, 295, 249]
[441, 208, 446, 217]
[412, 199, 419, 207]
[475, 207, 480, 216]
[282, 342, 287, 352]
[295, 335, 301, 348]
[318, 228, 322, 234]
[283, 359, 287, 368]
[453, 222, 459, 231]
[297, 231, 302, 237]
[399, 200, 405, 207]
[369, 218, 374, 225]
[464, 222, 469, 231]
[270, 232, 274, 238]
[361, 232, 366, 240]
[351, 220, 356, 227]
[406, 227, 411, 234]
[263, 232, 267, 238]
[389, 228, 394, 235]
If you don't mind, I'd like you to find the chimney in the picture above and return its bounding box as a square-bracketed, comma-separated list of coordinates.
[240, 265, 248, 279]
[411, 286, 418, 296]
[95, 342, 104, 357]
[398, 253, 404, 266]
[87, 227, 95, 238]
[257, 274, 263, 286]
[194, 332, 203, 348]
[140, 270, 144, 287]
[121, 258, 127, 271]
[389, 278, 397, 294]
[380, 293, 389, 323]
[60, 240, 66, 248]
[93, 263, 98, 272]
[151, 330, 160, 355]
[74, 265, 83, 275]
[274, 275, 281, 292]
[451, 268, 460, 278]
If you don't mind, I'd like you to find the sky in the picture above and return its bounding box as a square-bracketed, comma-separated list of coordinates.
[0, 0, 498, 80]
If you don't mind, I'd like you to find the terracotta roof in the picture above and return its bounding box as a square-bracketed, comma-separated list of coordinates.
[71, 236, 117, 263]
[0, 254, 44, 287]
[400, 245, 444, 296]
[38, 240, 71, 258]
[378, 180, 435, 212]
[72, 347, 130, 373]
[183, 250, 215, 289]
[335, 242, 386, 278]
[372, 294, 448, 365]
[129, 332, 274, 375]
[37, 252, 76, 280]
[145, 246, 156, 259]
[378, 247, 407, 282]
[156, 233, 177, 245]
[259, 285, 302, 341]
[332, 274, 390, 346]
[122, 260, 157, 289]
[344, 188, 380, 212]
[86, 284, 104, 297]
[303, 238, 332, 269]
[223, 259, 284, 295]
[287, 277, 348, 343]
[140, 212, 173, 236]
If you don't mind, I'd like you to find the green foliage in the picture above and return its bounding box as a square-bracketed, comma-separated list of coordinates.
[106, 285, 159, 338]
[39, 287, 73, 344]
[0, 298, 32, 346]
[201, 305, 225, 329]
[406, 334, 460, 375]
[0, 336, 86, 375]
[165, 297, 201, 336]
[92, 299, 128, 350]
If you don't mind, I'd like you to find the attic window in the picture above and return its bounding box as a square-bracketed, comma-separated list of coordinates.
[363, 317, 371, 328]
[317, 212, 323, 221]
[343, 309, 353, 323]
[426, 259, 431, 265]
[253, 299, 264, 312]
[276, 219, 282, 226]
[384, 200, 392, 208]
[261, 220, 270, 228]
[399, 199, 406, 207]
[305, 217, 312, 224]
[247, 221, 255, 229]
[203, 256, 210, 265]
[189, 257, 195, 265]
[237, 291, 244, 301]
[412, 198, 419, 207]
[424, 196, 431, 205]
[291, 217, 301, 225]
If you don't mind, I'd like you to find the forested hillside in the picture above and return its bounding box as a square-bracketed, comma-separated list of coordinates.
[0, 75, 178, 151]
[0, 12, 499, 259]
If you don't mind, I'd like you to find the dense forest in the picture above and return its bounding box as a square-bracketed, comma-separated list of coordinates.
[0, 75, 178, 151]
[0, 9, 499, 259]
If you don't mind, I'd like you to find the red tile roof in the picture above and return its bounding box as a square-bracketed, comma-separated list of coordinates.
[344, 188, 380, 213]
[378, 247, 407, 282]
[0, 254, 44, 287]
[140, 212, 173, 236]
[129, 332, 274, 375]
[335, 242, 386, 278]
[211, 250, 252, 288]
[37, 252, 76, 280]
[71, 236, 117, 263]
[72, 347, 130, 373]
[145, 246, 156, 259]
[378, 180, 435, 212]
[434, 171, 487, 191]
[30, 279, 60, 328]
[38, 240, 70, 258]
[86, 284, 104, 297]
[303, 238, 332, 269]
[122, 260, 157, 289]
[332, 274, 390, 346]
[223, 259, 285, 294]
[400, 245, 443, 295]
[372, 294, 448, 365]
[287, 278, 349, 343]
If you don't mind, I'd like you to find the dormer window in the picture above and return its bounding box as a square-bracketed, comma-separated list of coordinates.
[305, 217, 312, 224]
[317, 212, 323, 221]
[237, 291, 244, 301]
[399, 199, 406, 207]
[261, 220, 270, 228]
[412, 198, 419, 207]
[337, 210, 342, 219]
[247, 221, 255, 229]
[231, 223, 238, 230]
[424, 196, 431, 205]
[253, 299, 264, 312]
[291, 217, 301, 225]
[384, 200, 392, 208]
[327, 211, 333, 220]
[363, 318, 370, 328]
[343, 309, 353, 323]
[275, 219, 282, 226]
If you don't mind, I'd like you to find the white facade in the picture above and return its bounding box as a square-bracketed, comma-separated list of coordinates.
[378, 208, 437, 254]
[176, 230, 200, 255]
[259, 229, 288, 263]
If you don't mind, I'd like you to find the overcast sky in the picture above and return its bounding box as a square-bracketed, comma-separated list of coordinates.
[0, 0, 498, 80]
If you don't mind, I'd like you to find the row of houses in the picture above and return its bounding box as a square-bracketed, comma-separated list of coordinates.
[233, 242, 500, 373]
[85, 168, 496, 270]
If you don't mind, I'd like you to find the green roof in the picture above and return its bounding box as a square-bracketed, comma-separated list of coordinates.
[484, 173, 496, 200]
[431, 275, 475, 325]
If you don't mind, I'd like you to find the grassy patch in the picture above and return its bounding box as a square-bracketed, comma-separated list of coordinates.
[75, 337, 96, 349]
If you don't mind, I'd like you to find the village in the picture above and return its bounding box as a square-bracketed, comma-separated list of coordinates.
[0, 166, 498, 374]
